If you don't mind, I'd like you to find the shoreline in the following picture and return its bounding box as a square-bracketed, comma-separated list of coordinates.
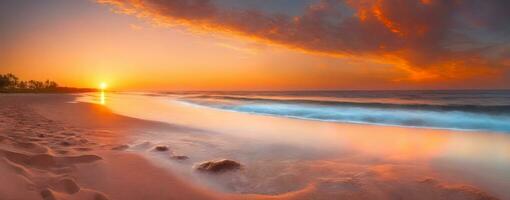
[177, 99, 510, 135]
[1, 93, 508, 200]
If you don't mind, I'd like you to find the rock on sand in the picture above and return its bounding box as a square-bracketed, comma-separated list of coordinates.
[195, 159, 241, 173]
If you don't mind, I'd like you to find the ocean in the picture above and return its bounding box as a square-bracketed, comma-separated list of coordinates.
[157, 90, 510, 133]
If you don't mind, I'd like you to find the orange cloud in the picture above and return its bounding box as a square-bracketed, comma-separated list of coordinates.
[97, 0, 510, 83]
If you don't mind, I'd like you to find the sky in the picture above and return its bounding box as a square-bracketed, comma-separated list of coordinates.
[0, 0, 509, 91]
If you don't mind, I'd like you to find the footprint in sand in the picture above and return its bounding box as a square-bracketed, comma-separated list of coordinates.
[111, 144, 129, 151]
[40, 189, 57, 200]
[74, 147, 92, 152]
[13, 141, 49, 154]
[94, 192, 110, 200]
[62, 132, 76, 136]
[2, 149, 102, 170]
[51, 178, 80, 194]
[59, 140, 75, 147]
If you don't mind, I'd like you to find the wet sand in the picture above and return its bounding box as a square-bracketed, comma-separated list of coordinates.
[0, 93, 507, 200]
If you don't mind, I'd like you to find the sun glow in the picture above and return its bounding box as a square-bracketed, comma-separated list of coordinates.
[99, 82, 108, 90]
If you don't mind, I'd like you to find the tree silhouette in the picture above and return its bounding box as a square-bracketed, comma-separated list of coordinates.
[1, 73, 60, 90]
[0, 73, 94, 93]
[0, 73, 19, 89]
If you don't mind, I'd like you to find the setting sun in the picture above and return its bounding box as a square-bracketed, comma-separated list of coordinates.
[99, 82, 108, 90]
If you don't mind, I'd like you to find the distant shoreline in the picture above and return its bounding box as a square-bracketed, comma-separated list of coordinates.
[0, 87, 98, 93]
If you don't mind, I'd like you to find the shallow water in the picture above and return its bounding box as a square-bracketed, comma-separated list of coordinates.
[173, 90, 510, 133]
[78, 92, 510, 199]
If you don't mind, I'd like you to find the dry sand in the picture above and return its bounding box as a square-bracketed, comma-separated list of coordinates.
[0, 94, 502, 200]
[0, 94, 225, 200]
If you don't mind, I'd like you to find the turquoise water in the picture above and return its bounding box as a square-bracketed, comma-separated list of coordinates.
[159, 90, 510, 133]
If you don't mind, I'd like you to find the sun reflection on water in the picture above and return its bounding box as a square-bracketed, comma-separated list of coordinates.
[100, 91, 106, 105]
[98, 82, 108, 105]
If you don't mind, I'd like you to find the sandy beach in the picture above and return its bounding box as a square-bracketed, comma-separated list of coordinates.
[0, 93, 508, 200]
[3, 0, 510, 199]
[0, 94, 228, 200]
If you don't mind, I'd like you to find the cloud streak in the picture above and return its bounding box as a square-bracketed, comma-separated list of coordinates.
[98, 0, 510, 81]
